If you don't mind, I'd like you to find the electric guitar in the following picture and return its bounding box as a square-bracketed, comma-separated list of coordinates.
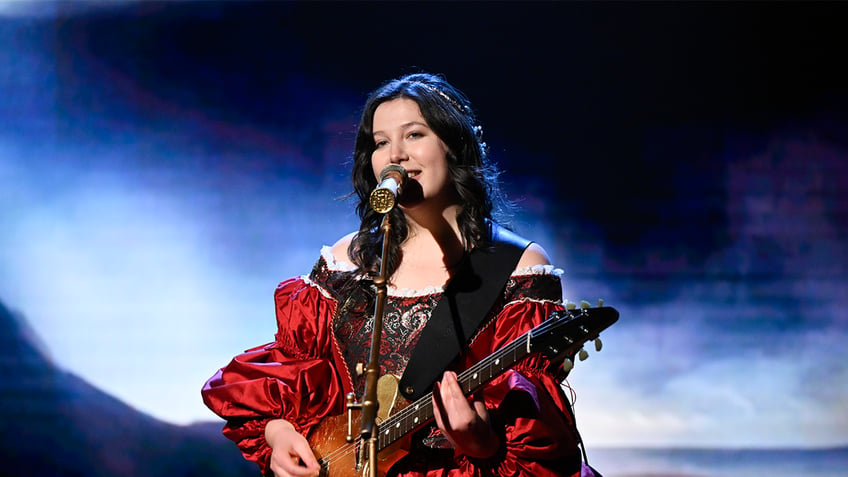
[307, 302, 619, 476]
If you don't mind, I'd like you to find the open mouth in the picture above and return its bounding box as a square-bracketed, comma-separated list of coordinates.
[405, 170, 421, 179]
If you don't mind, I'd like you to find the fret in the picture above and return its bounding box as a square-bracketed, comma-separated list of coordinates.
[310, 306, 619, 477]
[369, 308, 618, 454]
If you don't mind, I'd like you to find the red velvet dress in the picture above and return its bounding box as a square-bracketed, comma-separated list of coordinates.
[201, 248, 584, 476]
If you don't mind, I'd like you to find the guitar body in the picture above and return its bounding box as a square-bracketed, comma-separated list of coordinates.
[309, 375, 411, 477]
[310, 413, 409, 477]
[306, 305, 619, 477]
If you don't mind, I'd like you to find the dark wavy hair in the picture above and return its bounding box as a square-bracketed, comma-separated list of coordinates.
[348, 72, 510, 276]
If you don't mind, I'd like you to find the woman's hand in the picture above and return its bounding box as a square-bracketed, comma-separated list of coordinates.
[432, 371, 501, 459]
[265, 419, 321, 477]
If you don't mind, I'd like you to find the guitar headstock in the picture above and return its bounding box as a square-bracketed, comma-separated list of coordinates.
[532, 299, 619, 372]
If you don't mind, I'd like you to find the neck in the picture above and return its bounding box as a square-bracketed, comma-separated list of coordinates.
[400, 203, 466, 269]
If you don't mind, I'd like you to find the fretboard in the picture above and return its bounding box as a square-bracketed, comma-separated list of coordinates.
[375, 329, 533, 451]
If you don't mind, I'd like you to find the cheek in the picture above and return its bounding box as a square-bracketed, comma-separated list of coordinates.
[370, 151, 385, 179]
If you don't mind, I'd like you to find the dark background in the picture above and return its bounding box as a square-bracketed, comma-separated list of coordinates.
[1, 2, 846, 476]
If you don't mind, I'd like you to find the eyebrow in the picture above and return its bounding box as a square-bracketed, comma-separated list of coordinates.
[373, 121, 429, 136]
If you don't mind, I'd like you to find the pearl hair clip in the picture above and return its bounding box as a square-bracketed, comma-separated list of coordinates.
[416, 82, 467, 113]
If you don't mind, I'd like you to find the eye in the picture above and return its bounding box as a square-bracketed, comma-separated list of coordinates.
[374, 139, 388, 148]
[407, 131, 423, 139]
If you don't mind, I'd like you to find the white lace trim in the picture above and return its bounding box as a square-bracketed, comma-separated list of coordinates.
[381, 264, 562, 298]
[387, 284, 446, 297]
[511, 264, 564, 277]
[320, 245, 357, 272]
[298, 274, 337, 301]
[318, 246, 562, 297]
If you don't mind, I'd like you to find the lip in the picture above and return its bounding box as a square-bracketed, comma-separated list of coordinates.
[405, 170, 421, 179]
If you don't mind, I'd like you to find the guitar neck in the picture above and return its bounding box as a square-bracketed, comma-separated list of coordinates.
[375, 332, 531, 451]
[371, 305, 618, 452]
[310, 306, 615, 476]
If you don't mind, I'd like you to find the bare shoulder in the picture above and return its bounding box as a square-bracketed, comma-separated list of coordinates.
[329, 231, 357, 265]
[516, 242, 553, 269]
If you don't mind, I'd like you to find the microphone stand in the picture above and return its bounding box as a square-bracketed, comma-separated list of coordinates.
[347, 164, 405, 476]
[358, 212, 391, 477]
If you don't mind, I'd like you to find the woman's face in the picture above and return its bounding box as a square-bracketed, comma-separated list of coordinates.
[371, 98, 454, 208]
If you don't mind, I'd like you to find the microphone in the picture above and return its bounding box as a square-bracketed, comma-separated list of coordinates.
[369, 164, 409, 213]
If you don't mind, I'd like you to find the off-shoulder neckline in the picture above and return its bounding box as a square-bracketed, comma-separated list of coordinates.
[318, 245, 562, 297]
[321, 245, 357, 272]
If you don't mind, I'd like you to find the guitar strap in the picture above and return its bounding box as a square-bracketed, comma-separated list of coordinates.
[398, 222, 531, 401]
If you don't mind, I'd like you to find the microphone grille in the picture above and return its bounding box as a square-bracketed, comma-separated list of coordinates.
[379, 164, 408, 184]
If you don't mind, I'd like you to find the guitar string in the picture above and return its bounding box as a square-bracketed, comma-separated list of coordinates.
[317, 311, 586, 468]
[371, 334, 530, 446]
[367, 311, 575, 444]
[316, 337, 527, 469]
[380, 309, 593, 442]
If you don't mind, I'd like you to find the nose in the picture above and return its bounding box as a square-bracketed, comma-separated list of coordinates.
[389, 142, 407, 163]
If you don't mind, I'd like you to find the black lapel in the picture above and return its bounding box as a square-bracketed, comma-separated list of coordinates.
[397, 223, 530, 400]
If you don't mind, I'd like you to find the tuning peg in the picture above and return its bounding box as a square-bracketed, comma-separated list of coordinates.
[578, 348, 589, 361]
[597, 298, 604, 307]
[566, 301, 576, 310]
[594, 337, 603, 352]
[580, 300, 590, 309]
[561, 358, 574, 373]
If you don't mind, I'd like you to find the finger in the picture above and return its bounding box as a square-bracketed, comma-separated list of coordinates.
[291, 439, 320, 470]
[432, 380, 447, 429]
[443, 372, 476, 415]
[472, 399, 490, 422]
[443, 371, 462, 394]
[437, 372, 459, 407]
[270, 459, 296, 477]
[277, 465, 319, 477]
[276, 453, 319, 477]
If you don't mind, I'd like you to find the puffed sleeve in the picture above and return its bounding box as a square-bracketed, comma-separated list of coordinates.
[397, 270, 584, 477]
[201, 276, 351, 475]
[463, 287, 583, 477]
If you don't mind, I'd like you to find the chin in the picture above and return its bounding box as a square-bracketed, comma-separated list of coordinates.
[398, 198, 424, 210]
[399, 181, 425, 206]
